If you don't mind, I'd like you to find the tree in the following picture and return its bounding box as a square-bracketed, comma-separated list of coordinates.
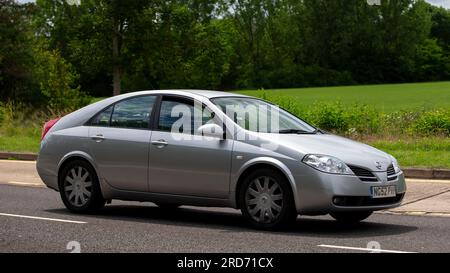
[0, 0, 36, 101]
[7, 0, 450, 102]
[415, 38, 449, 81]
[106, 0, 150, 95]
[430, 5, 450, 49]
[35, 0, 151, 96]
[33, 46, 91, 114]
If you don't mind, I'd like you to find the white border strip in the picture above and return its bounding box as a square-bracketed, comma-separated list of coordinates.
[0, 213, 87, 224]
[318, 244, 416, 253]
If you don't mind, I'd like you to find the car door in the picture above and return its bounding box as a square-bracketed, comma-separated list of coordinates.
[148, 96, 233, 199]
[88, 95, 157, 192]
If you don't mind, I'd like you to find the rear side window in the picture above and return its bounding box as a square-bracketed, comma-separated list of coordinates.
[90, 106, 112, 127]
[110, 96, 156, 129]
[90, 95, 156, 129]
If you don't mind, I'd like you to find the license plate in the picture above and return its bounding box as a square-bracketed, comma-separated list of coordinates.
[371, 185, 396, 198]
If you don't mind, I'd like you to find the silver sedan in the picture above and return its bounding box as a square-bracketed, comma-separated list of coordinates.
[37, 90, 406, 229]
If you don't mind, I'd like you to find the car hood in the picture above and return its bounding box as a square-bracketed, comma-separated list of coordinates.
[258, 133, 393, 172]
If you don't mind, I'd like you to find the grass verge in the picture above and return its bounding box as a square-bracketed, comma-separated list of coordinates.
[364, 137, 450, 169]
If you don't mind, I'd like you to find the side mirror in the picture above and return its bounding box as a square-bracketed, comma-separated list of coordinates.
[197, 124, 224, 139]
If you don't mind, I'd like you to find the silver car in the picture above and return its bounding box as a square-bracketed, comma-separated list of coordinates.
[37, 90, 406, 229]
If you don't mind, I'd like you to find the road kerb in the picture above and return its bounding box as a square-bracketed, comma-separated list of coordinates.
[378, 210, 450, 218]
[406, 178, 450, 184]
[0, 152, 37, 161]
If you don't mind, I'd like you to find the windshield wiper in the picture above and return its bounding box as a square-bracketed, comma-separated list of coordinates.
[278, 129, 315, 134]
[313, 128, 327, 134]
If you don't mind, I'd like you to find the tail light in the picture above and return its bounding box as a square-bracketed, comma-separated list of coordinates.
[41, 118, 60, 141]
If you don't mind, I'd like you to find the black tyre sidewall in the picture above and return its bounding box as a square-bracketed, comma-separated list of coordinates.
[58, 160, 105, 213]
[239, 169, 297, 230]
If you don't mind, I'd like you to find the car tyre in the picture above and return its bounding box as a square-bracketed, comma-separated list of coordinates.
[239, 169, 297, 230]
[330, 211, 373, 223]
[58, 160, 105, 213]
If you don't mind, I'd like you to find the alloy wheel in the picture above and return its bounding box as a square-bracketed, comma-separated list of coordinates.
[64, 166, 92, 207]
[245, 176, 284, 224]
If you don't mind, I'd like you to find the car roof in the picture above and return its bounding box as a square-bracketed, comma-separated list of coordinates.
[120, 89, 250, 99]
[183, 89, 249, 98]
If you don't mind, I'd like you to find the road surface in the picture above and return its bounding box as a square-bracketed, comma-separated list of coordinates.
[1, 159, 449, 253]
[1, 183, 449, 253]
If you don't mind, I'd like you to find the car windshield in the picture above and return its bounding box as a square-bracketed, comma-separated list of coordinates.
[211, 97, 317, 134]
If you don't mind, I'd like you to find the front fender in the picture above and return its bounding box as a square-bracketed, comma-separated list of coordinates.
[229, 157, 300, 210]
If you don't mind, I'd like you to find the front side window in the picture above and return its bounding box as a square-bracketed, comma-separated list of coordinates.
[158, 97, 216, 135]
[109, 96, 156, 129]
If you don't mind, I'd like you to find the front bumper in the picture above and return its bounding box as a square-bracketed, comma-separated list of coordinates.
[292, 167, 407, 215]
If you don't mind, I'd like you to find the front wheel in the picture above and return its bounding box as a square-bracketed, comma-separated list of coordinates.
[59, 160, 105, 213]
[330, 211, 373, 223]
[239, 169, 297, 230]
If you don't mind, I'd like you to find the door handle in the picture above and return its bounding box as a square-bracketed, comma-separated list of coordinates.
[151, 140, 168, 148]
[91, 134, 105, 142]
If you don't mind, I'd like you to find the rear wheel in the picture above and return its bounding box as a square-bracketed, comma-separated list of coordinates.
[59, 160, 105, 213]
[239, 169, 297, 230]
[330, 211, 373, 223]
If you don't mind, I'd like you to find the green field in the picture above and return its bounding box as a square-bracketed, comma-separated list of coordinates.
[238, 81, 450, 112]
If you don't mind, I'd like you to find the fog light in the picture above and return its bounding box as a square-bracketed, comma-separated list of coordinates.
[333, 197, 343, 205]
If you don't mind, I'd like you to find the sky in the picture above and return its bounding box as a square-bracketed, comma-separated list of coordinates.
[426, 0, 450, 8]
[16, 0, 450, 9]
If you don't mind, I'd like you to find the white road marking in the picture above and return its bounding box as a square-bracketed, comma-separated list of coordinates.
[318, 244, 416, 253]
[7, 181, 44, 187]
[0, 213, 87, 224]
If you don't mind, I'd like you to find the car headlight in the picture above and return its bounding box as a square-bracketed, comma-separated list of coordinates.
[302, 154, 353, 175]
[390, 155, 401, 173]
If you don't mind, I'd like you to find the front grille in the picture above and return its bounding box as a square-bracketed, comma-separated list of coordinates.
[348, 165, 378, 182]
[386, 164, 397, 181]
[387, 165, 396, 176]
[333, 193, 405, 207]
